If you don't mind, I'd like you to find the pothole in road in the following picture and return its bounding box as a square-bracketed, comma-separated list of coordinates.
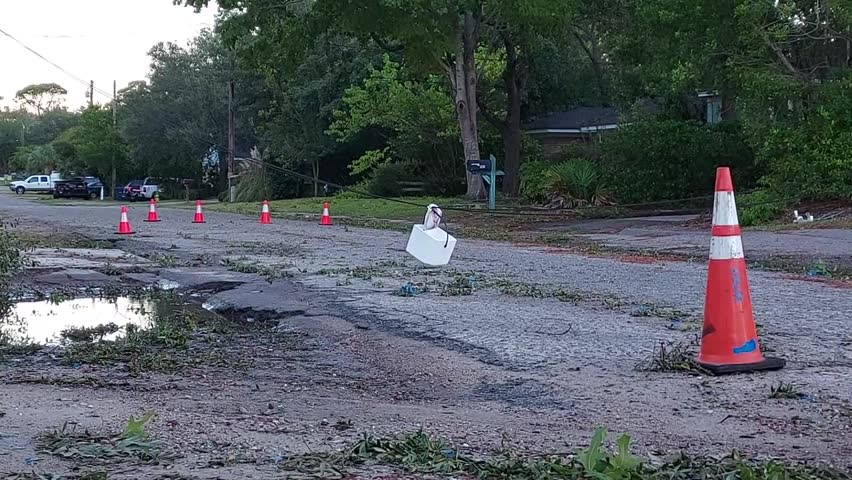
[0, 294, 209, 346]
[0, 290, 307, 376]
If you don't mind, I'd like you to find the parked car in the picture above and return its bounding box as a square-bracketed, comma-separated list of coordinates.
[9, 175, 54, 195]
[53, 176, 104, 200]
[123, 177, 160, 201]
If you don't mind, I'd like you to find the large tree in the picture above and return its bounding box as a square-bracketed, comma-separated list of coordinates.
[14, 83, 68, 116]
[120, 30, 267, 189]
[0, 113, 23, 172]
[476, 2, 583, 195]
[330, 56, 464, 194]
[179, 0, 487, 198]
[179, 0, 587, 198]
[1, 108, 79, 173]
[252, 34, 383, 197]
[60, 107, 127, 187]
[607, 0, 852, 198]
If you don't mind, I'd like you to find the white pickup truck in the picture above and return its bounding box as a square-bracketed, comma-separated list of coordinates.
[8, 175, 56, 195]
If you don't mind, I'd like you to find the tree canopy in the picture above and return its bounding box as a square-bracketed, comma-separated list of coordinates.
[2, 0, 850, 210]
[15, 83, 68, 116]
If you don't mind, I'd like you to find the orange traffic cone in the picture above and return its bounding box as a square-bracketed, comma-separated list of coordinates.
[116, 206, 134, 235]
[259, 200, 272, 224]
[144, 198, 160, 222]
[697, 167, 784, 374]
[320, 201, 332, 226]
[193, 200, 205, 224]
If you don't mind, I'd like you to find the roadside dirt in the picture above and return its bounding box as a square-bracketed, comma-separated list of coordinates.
[1, 195, 851, 479]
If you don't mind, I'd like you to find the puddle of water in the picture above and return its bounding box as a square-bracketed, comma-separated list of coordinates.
[1, 297, 158, 345]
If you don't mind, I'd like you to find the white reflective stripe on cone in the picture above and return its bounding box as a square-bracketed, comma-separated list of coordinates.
[150, 204, 156, 212]
[709, 235, 745, 260]
[712, 191, 739, 226]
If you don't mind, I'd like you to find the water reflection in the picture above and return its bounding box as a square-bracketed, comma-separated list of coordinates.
[1, 297, 156, 345]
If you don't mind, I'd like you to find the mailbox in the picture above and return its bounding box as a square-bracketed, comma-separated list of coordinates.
[467, 158, 492, 174]
[466, 155, 498, 210]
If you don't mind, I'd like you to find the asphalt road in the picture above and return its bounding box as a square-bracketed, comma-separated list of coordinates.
[2, 192, 852, 471]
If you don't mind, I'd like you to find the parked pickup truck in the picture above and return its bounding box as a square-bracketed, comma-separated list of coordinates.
[53, 176, 104, 200]
[9, 175, 54, 195]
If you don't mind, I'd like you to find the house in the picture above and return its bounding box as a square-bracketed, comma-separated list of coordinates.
[524, 106, 622, 156]
[526, 95, 729, 156]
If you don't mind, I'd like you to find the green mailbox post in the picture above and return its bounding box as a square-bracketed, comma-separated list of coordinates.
[466, 154, 502, 211]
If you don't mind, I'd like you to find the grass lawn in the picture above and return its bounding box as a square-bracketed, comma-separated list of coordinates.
[30, 196, 188, 207]
[190, 195, 571, 243]
[187, 195, 545, 239]
[201, 196, 463, 221]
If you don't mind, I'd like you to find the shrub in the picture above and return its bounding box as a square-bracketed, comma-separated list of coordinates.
[0, 223, 24, 282]
[743, 75, 852, 201]
[234, 168, 271, 202]
[738, 190, 789, 226]
[335, 180, 372, 199]
[0, 222, 26, 318]
[519, 160, 554, 203]
[601, 120, 757, 203]
[546, 159, 612, 208]
[366, 162, 413, 197]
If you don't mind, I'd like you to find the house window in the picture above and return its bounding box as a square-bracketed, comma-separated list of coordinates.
[706, 98, 722, 125]
[698, 90, 722, 125]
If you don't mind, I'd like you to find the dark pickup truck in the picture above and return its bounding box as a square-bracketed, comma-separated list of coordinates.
[52, 177, 104, 200]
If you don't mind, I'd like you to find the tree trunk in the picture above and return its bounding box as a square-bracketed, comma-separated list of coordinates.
[453, 11, 485, 200]
[111, 165, 116, 200]
[502, 124, 522, 196]
[502, 40, 523, 197]
[312, 159, 319, 197]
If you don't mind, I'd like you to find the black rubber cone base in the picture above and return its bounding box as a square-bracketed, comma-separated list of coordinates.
[144, 220, 161, 223]
[699, 357, 786, 375]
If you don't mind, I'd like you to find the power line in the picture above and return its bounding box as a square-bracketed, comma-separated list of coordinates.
[0, 26, 113, 100]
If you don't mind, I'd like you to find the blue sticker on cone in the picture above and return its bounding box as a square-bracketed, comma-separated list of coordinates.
[733, 339, 757, 355]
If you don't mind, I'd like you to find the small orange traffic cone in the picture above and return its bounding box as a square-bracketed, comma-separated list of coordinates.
[144, 198, 160, 222]
[320, 201, 332, 226]
[259, 200, 272, 224]
[193, 200, 205, 224]
[116, 206, 134, 235]
[697, 167, 784, 374]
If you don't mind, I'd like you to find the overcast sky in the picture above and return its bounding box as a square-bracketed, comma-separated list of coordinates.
[0, 0, 218, 110]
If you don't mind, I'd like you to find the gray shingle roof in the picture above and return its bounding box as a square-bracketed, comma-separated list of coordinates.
[525, 106, 621, 131]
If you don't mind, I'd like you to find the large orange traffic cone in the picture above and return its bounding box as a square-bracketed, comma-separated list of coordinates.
[144, 198, 160, 222]
[697, 167, 784, 374]
[193, 200, 205, 224]
[116, 206, 134, 235]
[259, 200, 272, 224]
[319, 201, 332, 226]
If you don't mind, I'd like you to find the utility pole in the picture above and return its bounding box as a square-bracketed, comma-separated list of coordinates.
[89, 80, 94, 108]
[227, 80, 236, 202]
[111, 80, 117, 199]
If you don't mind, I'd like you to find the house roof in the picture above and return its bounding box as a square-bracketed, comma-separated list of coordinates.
[525, 106, 621, 132]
